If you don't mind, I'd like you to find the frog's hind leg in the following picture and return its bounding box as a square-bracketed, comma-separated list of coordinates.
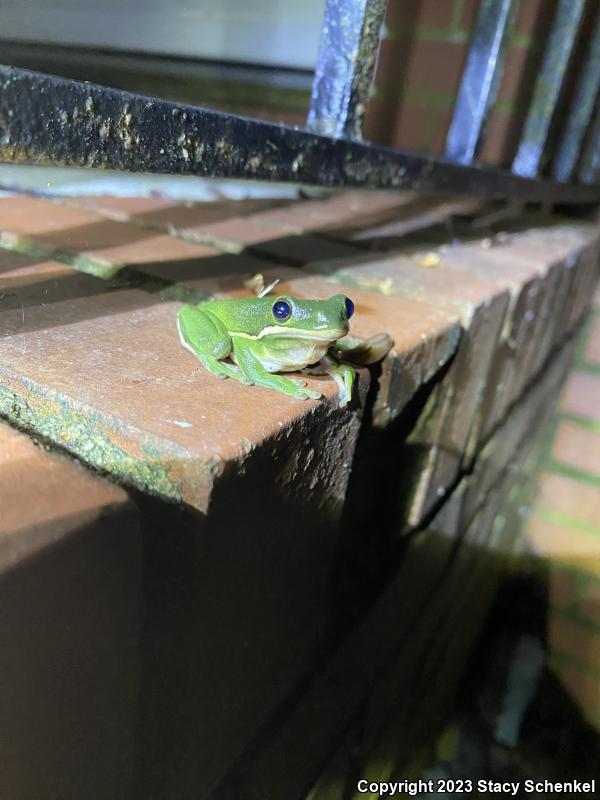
[177, 306, 251, 384]
[231, 336, 321, 400]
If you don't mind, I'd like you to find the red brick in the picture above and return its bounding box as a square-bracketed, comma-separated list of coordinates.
[403, 41, 468, 96]
[586, 316, 600, 366]
[560, 371, 600, 422]
[548, 566, 579, 611]
[551, 662, 600, 722]
[514, 0, 554, 37]
[0, 195, 221, 277]
[63, 196, 286, 230]
[553, 420, 600, 477]
[0, 273, 365, 512]
[347, 196, 482, 245]
[548, 616, 600, 671]
[320, 251, 509, 457]
[536, 472, 600, 531]
[385, 0, 455, 30]
[526, 514, 600, 570]
[0, 248, 73, 289]
[363, 96, 401, 146]
[392, 102, 433, 151]
[0, 422, 140, 799]
[580, 578, 600, 625]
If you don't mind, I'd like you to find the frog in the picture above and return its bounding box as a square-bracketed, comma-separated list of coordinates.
[177, 293, 392, 407]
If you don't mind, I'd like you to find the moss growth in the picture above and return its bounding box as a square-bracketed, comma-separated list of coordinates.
[0, 376, 185, 503]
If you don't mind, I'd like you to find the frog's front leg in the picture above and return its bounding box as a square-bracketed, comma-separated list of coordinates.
[321, 353, 356, 408]
[231, 336, 321, 401]
[331, 332, 393, 365]
[177, 305, 251, 384]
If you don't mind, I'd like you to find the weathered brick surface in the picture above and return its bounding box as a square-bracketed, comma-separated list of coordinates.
[2, 191, 597, 791]
[0, 275, 360, 512]
[216, 426, 533, 800]
[586, 316, 600, 365]
[0, 422, 140, 800]
[0, 246, 76, 289]
[553, 421, 600, 477]
[0, 195, 223, 278]
[560, 371, 600, 421]
[548, 616, 600, 672]
[405, 224, 600, 438]
[140, 260, 462, 425]
[537, 473, 600, 532]
[551, 662, 600, 723]
[316, 251, 511, 524]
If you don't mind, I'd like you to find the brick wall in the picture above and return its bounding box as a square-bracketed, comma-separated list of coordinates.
[364, 0, 568, 166]
[0, 190, 597, 798]
[525, 293, 600, 730]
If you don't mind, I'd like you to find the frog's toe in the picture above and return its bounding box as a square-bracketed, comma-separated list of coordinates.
[303, 387, 322, 401]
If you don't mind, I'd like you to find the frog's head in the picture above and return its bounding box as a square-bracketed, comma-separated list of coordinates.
[261, 293, 354, 343]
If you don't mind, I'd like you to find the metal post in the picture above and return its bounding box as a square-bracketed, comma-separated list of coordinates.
[307, 0, 388, 140]
[553, 7, 600, 183]
[512, 0, 586, 177]
[446, 0, 520, 165]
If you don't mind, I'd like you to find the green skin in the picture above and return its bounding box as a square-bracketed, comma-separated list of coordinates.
[177, 294, 360, 406]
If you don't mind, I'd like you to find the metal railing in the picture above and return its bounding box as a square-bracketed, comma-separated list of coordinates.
[1, 0, 600, 205]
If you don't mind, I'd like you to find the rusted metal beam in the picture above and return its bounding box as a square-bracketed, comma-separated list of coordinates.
[1, 65, 599, 205]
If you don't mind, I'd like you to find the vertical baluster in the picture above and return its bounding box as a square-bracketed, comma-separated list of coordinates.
[553, 7, 600, 182]
[512, 0, 586, 177]
[578, 103, 600, 184]
[446, 0, 520, 165]
[307, 0, 388, 140]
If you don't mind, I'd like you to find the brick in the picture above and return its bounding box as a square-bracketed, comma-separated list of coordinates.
[344, 196, 482, 247]
[526, 515, 600, 570]
[63, 195, 285, 229]
[479, 108, 521, 167]
[536, 473, 600, 531]
[0, 248, 74, 289]
[0, 275, 364, 512]
[560, 371, 600, 422]
[317, 252, 509, 522]
[217, 476, 510, 800]
[391, 102, 433, 151]
[0, 422, 141, 799]
[548, 566, 580, 611]
[363, 95, 403, 145]
[420, 226, 600, 435]
[585, 316, 600, 366]
[580, 578, 600, 625]
[325, 253, 509, 448]
[548, 616, 600, 672]
[0, 195, 221, 278]
[551, 662, 600, 722]
[465, 342, 575, 524]
[384, 0, 455, 30]
[553, 420, 600, 477]
[403, 41, 468, 96]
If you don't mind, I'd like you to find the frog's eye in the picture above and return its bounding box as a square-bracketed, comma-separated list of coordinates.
[344, 297, 355, 319]
[273, 299, 292, 321]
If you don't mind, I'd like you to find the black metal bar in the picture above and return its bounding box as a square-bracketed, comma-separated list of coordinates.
[446, 0, 519, 165]
[553, 7, 600, 183]
[306, 0, 387, 140]
[512, 0, 586, 177]
[0, 65, 599, 204]
[578, 102, 600, 184]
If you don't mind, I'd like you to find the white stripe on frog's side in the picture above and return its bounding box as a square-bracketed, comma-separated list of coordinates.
[230, 325, 341, 341]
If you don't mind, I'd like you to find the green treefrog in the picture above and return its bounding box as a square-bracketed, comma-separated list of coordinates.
[177, 294, 392, 407]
